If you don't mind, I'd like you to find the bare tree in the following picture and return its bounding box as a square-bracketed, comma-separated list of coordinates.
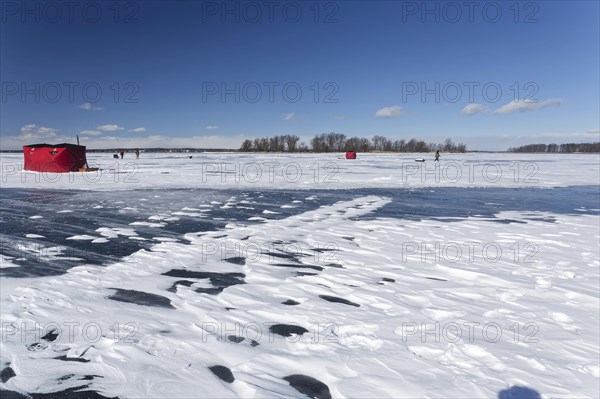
[240, 139, 253, 151]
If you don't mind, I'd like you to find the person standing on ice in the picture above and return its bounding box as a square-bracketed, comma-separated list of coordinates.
[434, 150, 440, 162]
[120, 150, 125, 159]
[135, 149, 140, 159]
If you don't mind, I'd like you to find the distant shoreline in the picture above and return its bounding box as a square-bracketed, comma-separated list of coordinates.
[1, 149, 599, 154]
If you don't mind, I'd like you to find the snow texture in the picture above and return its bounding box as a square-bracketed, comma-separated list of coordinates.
[0, 153, 599, 398]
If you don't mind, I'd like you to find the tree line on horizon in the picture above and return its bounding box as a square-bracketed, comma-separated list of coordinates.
[239, 133, 467, 153]
[508, 142, 599, 153]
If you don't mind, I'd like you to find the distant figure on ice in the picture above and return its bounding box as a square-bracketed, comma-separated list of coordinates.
[434, 150, 440, 162]
[135, 149, 140, 159]
[113, 154, 119, 159]
[120, 150, 125, 159]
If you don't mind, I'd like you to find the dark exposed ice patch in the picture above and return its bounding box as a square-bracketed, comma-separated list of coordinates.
[0, 384, 115, 398]
[284, 374, 332, 399]
[224, 257, 246, 265]
[227, 335, 259, 346]
[272, 264, 324, 271]
[107, 289, 174, 309]
[79, 375, 102, 381]
[296, 272, 318, 277]
[282, 299, 300, 305]
[492, 219, 527, 224]
[524, 217, 556, 223]
[194, 287, 227, 295]
[1, 366, 16, 383]
[425, 277, 447, 281]
[208, 365, 235, 383]
[29, 386, 117, 398]
[311, 247, 338, 253]
[381, 278, 395, 283]
[319, 295, 360, 307]
[162, 269, 245, 295]
[42, 329, 59, 342]
[55, 356, 90, 363]
[0, 390, 28, 399]
[167, 280, 195, 292]
[269, 324, 309, 337]
[263, 252, 303, 262]
[498, 386, 541, 399]
[361, 186, 600, 221]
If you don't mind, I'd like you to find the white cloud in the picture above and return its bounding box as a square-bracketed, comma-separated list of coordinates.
[205, 125, 219, 130]
[79, 130, 102, 136]
[492, 98, 563, 115]
[78, 102, 103, 111]
[97, 124, 125, 132]
[375, 105, 403, 118]
[335, 115, 346, 120]
[129, 127, 147, 133]
[460, 103, 489, 116]
[18, 124, 59, 140]
[282, 112, 296, 121]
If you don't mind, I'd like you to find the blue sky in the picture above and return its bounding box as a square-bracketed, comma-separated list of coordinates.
[1, 0, 598, 150]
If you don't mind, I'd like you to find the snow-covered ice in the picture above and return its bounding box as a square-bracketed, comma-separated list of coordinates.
[0, 153, 599, 398]
[1, 152, 598, 191]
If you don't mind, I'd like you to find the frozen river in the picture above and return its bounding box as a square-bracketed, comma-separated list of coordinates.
[0, 153, 599, 398]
